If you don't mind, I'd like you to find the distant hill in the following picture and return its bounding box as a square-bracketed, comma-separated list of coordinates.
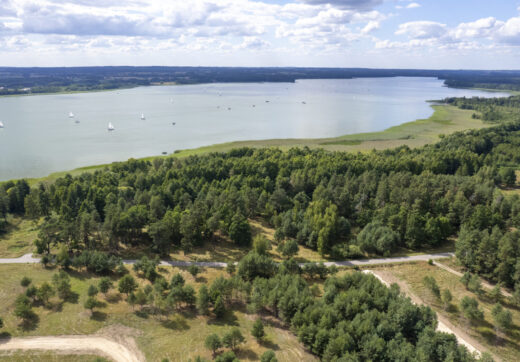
[1, 66, 520, 95]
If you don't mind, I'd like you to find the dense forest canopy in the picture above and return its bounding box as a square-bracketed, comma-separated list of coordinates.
[1, 67, 520, 95]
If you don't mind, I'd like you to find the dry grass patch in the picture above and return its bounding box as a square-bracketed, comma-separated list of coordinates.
[0, 216, 38, 257]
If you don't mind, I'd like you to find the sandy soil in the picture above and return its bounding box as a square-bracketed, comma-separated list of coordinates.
[0, 335, 144, 362]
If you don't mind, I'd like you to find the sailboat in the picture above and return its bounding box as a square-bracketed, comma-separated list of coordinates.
[108, 122, 115, 131]
[141, 113, 146, 120]
[69, 112, 74, 118]
[0, 121, 4, 128]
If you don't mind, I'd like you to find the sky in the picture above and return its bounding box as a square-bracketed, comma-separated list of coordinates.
[0, 0, 519, 69]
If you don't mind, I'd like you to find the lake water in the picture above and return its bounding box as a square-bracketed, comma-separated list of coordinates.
[0, 77, 509, 180]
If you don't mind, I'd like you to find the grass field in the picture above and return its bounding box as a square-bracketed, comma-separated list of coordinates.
[0, 216, 39, 257]
[376, 262, 520, 361]
[0, 264, 316, 362]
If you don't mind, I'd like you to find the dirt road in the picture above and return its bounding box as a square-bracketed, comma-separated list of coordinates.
[0, 335, 144, 362]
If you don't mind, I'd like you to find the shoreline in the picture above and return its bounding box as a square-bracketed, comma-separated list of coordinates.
[5, 102, 489, 185]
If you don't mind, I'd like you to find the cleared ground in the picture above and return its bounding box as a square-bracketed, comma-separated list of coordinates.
[0, 352, 106, 361]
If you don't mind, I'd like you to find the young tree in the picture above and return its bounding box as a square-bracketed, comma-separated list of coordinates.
[260, 349, 278, 362]
[460, 296, 484, 324]
[490, 284, 503, 303]
[98, 277, 113, 296]
[492, 304, 512, 338]
[14, 294, 35, 324]
[422, 276, 440, 299]
[222, 328, 245, 351]
[88, 285, 99, 297]
[188, 265, 201, 278]
[215, 351, 239, 362]
[36, 282, 54, 306]
[460, 272, 471, 288]
[226, 263, 236, 275]
[197, 285, 210, 315]
[127, 292, 137, 310]
[277, 239, 299, 259]
[135, 289, 148, 310]
[441, 289, 452, 311]
[214, 295, 226, 319]
[20, 276, 32, 287]
[52, 271, 72, 301]
[229, 214, 251, 246]
[204, 333, 222, 357]
[84, 296, 98, 314]
[251, 318, 265, 341]
[118, 275, 138, 298]
[260, 350, 278, 362]
[253, 235, 271, 255]
[25, 285, 38, 302]
[170, 273, 185, 288]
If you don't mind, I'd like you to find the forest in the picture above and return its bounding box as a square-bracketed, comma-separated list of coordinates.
[1, 67, 520, 95]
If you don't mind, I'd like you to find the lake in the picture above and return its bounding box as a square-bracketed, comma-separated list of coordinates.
[0, 77, 509, 180]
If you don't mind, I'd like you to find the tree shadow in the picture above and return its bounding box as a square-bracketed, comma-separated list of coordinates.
[19, 313, 39, 331]
[135, 310, 149, 319]
[105, 293, 122, 304]
[207, 310, 239, 326]
[0, 332, 12, 339]
[236, 348, 258, 360]
[259, 339, 280, 351]
[91, 311, 107, 321]
[195, 276, 208, 283]
[160, 316, 190, 331]
[65, 291, 80, 304]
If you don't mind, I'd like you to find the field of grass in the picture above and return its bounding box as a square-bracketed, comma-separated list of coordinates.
[376, 262, 520, 361]
[0, 353, 106, 362]
[0, 216, 39, 257]
[0, 264, 316, 362]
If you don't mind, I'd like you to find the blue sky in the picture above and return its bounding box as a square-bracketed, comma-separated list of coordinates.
[0, 0, 519, 68]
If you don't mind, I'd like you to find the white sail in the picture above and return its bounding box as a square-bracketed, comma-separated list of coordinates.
[141, 113, 145, 120]
[108, 122, 114, 131]
[0, 121, 4, 128]
[69, 112, 74, 118]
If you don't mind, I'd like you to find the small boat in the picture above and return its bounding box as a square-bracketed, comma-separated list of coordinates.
[227, 107, 231, 111]
[0, 121, 4, 128]
[75, 119, 80, 124]
[162, 151, 167, 155]
[172, 122, 176, 125]
[69, 112, 74, 118]
[141, 113, 145, 120]
[302, 101, 306, 104]
[252, 105, 255, 107]
[265, 100, 270, 103]
[108, 122, 115, 131]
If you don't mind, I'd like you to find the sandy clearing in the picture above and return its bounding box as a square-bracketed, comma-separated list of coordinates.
[363, 270, 490, 359]
[0, 335, 144, 362]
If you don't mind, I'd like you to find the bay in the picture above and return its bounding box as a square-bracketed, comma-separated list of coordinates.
[0, 77, 509, 180]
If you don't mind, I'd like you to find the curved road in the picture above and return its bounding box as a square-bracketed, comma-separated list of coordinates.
[0, 335, 144, 362]
[0, 252, 455, 267]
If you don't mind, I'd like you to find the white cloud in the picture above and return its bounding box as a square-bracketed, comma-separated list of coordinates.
[362, 20, 379, 33]
[406, 3, 420, 9]
[297, 0, 383, 11]
[395, 21, 447, 39]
